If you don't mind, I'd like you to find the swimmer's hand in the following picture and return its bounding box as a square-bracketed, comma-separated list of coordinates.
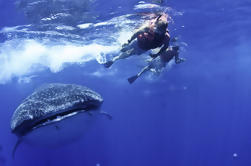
[175, 58, 185, 64]
[171, 37, 179, 42]
[149, 53, 158, 58]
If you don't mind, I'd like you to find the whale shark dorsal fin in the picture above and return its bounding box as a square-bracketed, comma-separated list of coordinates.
[12, 137, 23, 159]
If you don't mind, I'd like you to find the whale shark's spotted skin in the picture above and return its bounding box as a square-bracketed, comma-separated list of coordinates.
[11, 83, 103, 137]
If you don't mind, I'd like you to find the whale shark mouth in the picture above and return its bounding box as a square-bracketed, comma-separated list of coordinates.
[31, 108, 87, 130]
[12, 106, 98, 137]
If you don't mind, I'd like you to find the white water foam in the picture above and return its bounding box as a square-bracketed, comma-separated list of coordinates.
[0, 13, 137, 84]
[0, 39, 119, 84]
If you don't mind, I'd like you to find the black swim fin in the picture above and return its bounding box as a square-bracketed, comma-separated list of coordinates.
[104, 60, 113, 68]
[12, 138, 22, 159]
[128, 75, 139, 84]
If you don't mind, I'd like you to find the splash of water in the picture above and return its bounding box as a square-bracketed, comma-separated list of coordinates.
[0, 39, 119, 84]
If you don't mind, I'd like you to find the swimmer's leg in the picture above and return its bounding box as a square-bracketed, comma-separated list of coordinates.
[128, 65, 151, 84]
[104, 49, 134, 68]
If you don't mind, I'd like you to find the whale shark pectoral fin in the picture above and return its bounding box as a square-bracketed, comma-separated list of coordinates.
[55, 125, 60, 130]
[12, 137, 23, 159]
[87, 111, 93, 116]
[100, 111, 112, 120]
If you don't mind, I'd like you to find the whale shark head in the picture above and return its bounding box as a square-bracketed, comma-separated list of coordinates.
[10, 83, 104, 157]
[11, 83, 103, 137]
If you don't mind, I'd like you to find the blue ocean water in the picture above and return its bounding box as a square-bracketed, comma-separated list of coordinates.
[0, 0, 251, 166]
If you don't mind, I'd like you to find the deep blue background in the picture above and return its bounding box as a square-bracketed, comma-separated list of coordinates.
[0, 0, 251, 166]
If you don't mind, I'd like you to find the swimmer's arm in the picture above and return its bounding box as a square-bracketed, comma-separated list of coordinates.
[127, 27, 149, 44]
[159, 31, 170, 53]
[122, 34, 138, 47]
[174, 52, 185, 64]
[151, 32, 170, 58]
[174, 53, 179, 63]
[158, 39, 169, 54]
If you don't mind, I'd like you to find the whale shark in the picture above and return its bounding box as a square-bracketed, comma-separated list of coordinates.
[10, 83, 105, 158]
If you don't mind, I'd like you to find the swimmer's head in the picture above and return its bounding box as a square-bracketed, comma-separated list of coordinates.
[156, 13, 168, 22]
[155, 13, 168, 30]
